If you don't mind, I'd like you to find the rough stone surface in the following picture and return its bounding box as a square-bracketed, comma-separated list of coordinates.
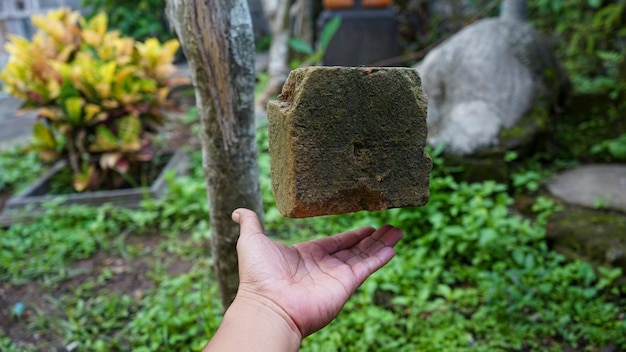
[547, 165, 626, 213]
[267, 66, 432, 218]
[547, 208, 626, 274]
[416, 18, 565, 155]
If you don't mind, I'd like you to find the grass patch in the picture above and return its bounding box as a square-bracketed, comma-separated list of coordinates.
[0, 125, 624, 351]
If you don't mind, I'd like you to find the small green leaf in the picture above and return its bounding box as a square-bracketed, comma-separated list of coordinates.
[319, 16, 342, 50]
[90, 125, 119, 152]
[436, 284, 452, 299]
[478, 228, 497, 247]
[512, 248, 525, 266]
[288, 38, 314, 55]
[608, 141, 626, 159]
[524, 253, 535, 269]
[504, 151, 518, 162]
[588, 0, 602, 8]
[58, 80, 80, 101]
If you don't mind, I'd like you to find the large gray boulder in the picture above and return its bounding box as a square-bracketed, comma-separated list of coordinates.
[416, 15, 563, 155]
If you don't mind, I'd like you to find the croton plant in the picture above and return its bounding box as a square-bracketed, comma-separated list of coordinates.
[0, 8, 186, 192]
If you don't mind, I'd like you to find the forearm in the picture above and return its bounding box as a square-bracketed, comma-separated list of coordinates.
[204, 294, 302, 352]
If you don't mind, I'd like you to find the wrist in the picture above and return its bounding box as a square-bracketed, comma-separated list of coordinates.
[233, 290, 303, 343]
[204, 290, 302, 352]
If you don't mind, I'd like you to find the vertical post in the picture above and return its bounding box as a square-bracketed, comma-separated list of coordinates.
[166, 0, 264, 310]
[500, 0, 526, 21]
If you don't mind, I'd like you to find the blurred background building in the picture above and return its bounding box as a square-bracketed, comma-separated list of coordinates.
[0, 0, 81, 71]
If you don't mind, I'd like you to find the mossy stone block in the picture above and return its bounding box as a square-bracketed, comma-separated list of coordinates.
[267, 66, 432, 218]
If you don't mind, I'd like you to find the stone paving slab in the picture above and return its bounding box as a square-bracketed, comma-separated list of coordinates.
[0, 94, 36, 151]
[547, 164, 626, 213]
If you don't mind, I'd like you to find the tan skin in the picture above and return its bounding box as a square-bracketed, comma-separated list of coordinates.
[204, 208, 403, 352]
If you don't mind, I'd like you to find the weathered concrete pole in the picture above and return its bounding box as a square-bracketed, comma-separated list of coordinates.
[267, 67, 432, 218]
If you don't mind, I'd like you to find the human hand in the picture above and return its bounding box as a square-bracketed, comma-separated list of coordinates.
[232, 208, 403, 338]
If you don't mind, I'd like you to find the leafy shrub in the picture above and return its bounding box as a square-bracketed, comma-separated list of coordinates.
[528, 1, 625, 97]
[591, 132, 626, 161]
[528, 1, 626, 159]
[0, 9, 185, 192]
[82, 0, 173, 42]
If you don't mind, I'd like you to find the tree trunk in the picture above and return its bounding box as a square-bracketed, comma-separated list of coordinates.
[292, 0, 314, 47]
[166, 0, 264, 310]
[256, 0, 291, 110]
[500, 0, 527, 21]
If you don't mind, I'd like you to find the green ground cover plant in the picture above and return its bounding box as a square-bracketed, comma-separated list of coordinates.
[0, 148, 43, 194]
[1, 124, 624, 351]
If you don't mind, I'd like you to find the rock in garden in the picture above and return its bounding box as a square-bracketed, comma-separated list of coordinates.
[547, 208, 626, 274]
[416, 2, 567, 156]
[267, 66, 432, 218]
[547, 165, 626, 213]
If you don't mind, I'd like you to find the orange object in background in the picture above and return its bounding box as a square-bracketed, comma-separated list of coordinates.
[362, 0, 392, 7]
[323, 0, 354, 9]
[323, 0, 391, 9]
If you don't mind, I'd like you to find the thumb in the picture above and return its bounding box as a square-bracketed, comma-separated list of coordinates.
[232, 208, 264, 238]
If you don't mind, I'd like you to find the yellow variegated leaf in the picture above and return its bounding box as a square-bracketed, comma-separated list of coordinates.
[83, 104, 101, 123]
[95, 82, 111, 98]
[101, 99, 119, 109]
[154, 63, 176, 80]
[38, 150, 59, 162]
[56, 44, 76, 63]
[114, 66, 135, 85]
[38, 107, 63, 121]
[136, 38, 160, 64]
[160, 39, 181, 63]
[32, 121, 56, 148]
[117, 114, 141, 150]
[4, 35, 32, 56]
[155, 87, 170, 105]
[100, 152, 122, 170]
[46, 79, 61, 100]
[64, 97, 84, 125]
[89, 12, 108, 36]
[99, 61, 117, 84]
[72, 164, 96, 192]
[57, 123, 71, 135]
[81, 12, 108, 46]
[81, 30, 102, 47]
[32, 8, 79, 45]
[89, 125, 119, 152]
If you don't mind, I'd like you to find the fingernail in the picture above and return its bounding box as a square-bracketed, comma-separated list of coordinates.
[232, 210, 240, 223]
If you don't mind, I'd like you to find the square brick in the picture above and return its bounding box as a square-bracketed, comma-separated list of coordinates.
[267, 66, 432, 218]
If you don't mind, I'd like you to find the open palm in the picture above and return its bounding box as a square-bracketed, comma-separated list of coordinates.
[233, 208, 403, 337]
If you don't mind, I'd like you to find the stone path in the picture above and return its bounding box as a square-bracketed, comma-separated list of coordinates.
[0, 93, 36, 151]
[547, 164, 626, 213]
